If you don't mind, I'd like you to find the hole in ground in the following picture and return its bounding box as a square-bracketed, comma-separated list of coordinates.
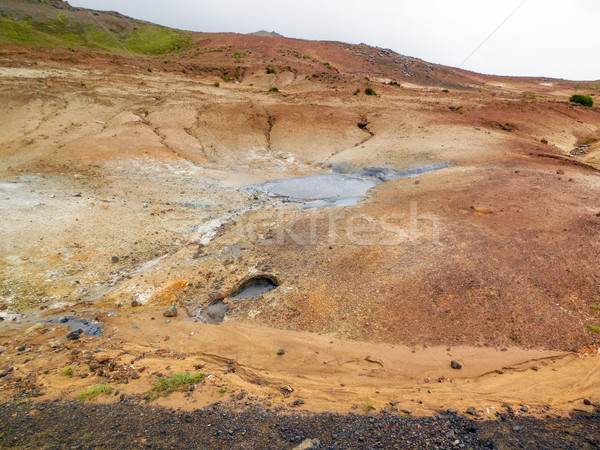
[196, 275, 280, 325]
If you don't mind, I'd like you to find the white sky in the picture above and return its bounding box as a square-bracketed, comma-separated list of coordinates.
[71, 0, 599, 80]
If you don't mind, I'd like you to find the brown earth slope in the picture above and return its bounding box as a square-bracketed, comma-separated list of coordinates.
[1, 0, 600, 419]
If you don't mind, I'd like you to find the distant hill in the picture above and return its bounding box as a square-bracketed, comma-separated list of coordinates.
[249, 30, 284, 38]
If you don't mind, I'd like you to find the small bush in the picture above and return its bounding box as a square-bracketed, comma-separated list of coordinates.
[582, 137, 598, 145]
[218, 387, 228, 394]
[364, 87, 377, 96]
[214, 82, 220, 87]
[590, 305, 600, 311]
[570, 94, 594, 107]
[147, 68, 152, 73]
[266, 66, 276, 74]
[353, 88, 360, 96]
[147, 373, 205, 400]
[442, 89, 449, 93]
[269, 86, 279, 93]
[62, 367, 74, 377]
[77, 385, 114, 401]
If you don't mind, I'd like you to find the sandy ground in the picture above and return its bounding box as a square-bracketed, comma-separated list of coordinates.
[1, 42, 600, 421]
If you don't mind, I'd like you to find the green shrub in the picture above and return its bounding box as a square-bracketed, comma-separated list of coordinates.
[147, 373, 205, 400]
[62, 367, 74, 377]
[442, 89, 449, 93]
[570, 94, 594, 107]
[269, 86, 279, 93]
[364, 87, 377, 96]
[586, 324, 600, 334]
[77, 385, 114, 401]
[214, 82, 220, 87]
[353, 88, 360, 95]
[266, 66, 276, 74]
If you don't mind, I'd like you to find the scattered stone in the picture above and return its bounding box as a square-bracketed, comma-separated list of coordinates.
[66, 329, 83, 340]
[17, 346, 26, 352]
[0, 346, 6, 353]
[450, 360, 462, 370]
[466, 407, 477, 416]
[401, 409, 412, 415]
[521, 405, 530, 413]
[111, 256, 119, 263]
[583, 399, 592, 406]
[293, 438, 320, 450]
[513, 425, 523, 432]
[502, 403, 514, 413]
[131, 300, 141, 307]
[292, 399, 305, 407]
[280, 385, 294, 396]
[130, 371, 140, 380]
[541, 139, 548, 145]
[556, 170, 565, 175]
[0, 305, 7, 311]
[277, 349, 285, 356]
[163, 306, 177, 318]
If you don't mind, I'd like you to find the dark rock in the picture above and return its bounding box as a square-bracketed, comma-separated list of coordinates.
[130, 371, 140, 380]
[503, 403, 514, 413]
[584, 399, 592, 406]
[450, 360, 462, 370]
[17, 346, 26, 352]
[521, 405, 530, 413]
[163, 306, 177, 318]
[66, 329, 83, 340]
[131, 300, 141, 307]
[292, 399, 305, 407]
[277, 349, 285, 356]
[111, 256, 119, 263]
[466, 407, 477, 416]
[557, 169, 565, 175]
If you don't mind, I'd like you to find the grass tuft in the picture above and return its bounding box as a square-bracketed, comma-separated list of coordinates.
[61, 367, 74, 377]
[364, 87, 377, 96]
[146, 373, 205, 401]
[269, 86, 279, 93]
[77, 385, 114, 401]
[362, 398, 375, 412]
[586, 324, 600, 334]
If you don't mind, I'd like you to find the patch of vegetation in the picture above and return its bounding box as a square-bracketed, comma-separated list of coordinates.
[61, 367, 74, 377]
[0, 15, 190, 55]
[582, 137, 598, 145]
[362, 398, 375, 412]
[214, 82, 220, 87]
[441, 89, 449, 93]
[269, 86, 279, 93]
[364, 87, 377, 96]
[569, 94, 594, 107]
[147, 373, 205, 400]
[218, 387, 228, 394]
[233, 51, 246, 63]
[586, 324, 600, 334]
[591, 305, 600, 311]
[266, 66, 276, 74]
[389, 81, 400, 86]
[77, 385, 114, 401]
[353, 88, 361, 95]
[524, 93, 550, 98]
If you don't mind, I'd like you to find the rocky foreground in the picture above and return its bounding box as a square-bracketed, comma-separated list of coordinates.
[1, 400, 599, 449]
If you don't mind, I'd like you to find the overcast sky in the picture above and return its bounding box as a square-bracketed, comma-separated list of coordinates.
[72, 0, 599, 80]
